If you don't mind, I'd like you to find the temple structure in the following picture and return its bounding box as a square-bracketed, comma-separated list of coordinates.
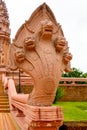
[0, 0, 10, 78]
[0, 1, 87, 130]
[0, 1, 75, 130]
[7, 2, 72, 130]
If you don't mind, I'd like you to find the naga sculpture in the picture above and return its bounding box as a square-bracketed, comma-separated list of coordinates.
[8, 3, 72, 106]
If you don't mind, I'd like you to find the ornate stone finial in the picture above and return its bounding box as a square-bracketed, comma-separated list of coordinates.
[0, 0, 10, 67]
[8, 3, 72, 106]
[0, 0, 10, 33]
[42, 3, 47, 18]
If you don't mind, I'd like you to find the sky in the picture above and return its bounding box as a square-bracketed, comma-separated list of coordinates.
[4, 0, 87, 73]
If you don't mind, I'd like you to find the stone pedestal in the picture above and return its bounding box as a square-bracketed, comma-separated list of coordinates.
[24, 105, 64, 130]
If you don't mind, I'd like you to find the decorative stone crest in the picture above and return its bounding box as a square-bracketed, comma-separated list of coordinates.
[0, 0, 10, 67]
[8, 3, 72, 106]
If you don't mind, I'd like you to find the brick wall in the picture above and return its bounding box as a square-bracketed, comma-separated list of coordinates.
[59, 85, 87, 101]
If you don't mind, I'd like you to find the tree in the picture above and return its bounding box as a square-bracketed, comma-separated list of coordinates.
[62, 67, 87, 84]
[62, 67, 85, 77]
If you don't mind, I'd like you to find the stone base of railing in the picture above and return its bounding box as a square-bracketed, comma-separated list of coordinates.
[24, 105, 64, 130]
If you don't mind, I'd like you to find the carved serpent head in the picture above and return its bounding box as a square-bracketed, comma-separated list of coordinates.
[39, 19, 53, 39]
[24, 36, 35, 50]
[15, 49, 25, 63]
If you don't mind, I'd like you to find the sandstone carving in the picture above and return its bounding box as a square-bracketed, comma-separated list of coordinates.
[8, 3, 72, 106]
[24, 36, 36, 50]
[0, 0, 10, 67]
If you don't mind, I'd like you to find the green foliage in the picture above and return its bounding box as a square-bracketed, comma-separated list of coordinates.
[62, 67, 87, 84]
[62, 67, 84, 77]
[54, 102, 87, 121]
[82, 72, 87, 78]
[53, 87, 64, 104]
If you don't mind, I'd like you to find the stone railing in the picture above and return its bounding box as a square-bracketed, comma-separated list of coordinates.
[3, 73, 87, 101]
[2, 74, 64, 130]
[6, 71, 33, 86]
[60, 77, 87, 86]
[59, 77, 87, 101]
[5, 71, 87, 87]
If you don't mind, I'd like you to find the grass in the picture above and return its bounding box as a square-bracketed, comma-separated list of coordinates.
[54, 102, 87, 121]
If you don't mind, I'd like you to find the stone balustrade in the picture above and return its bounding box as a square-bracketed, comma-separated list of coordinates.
[5, 72, 87, 87]
[2, 74, 64, 130]
[60, 77, 87, 86]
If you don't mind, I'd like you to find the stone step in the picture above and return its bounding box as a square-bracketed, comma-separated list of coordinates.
[0, 98, 9, 102]
[0, 104, 9, 108]
[0, 93, 8, 95]
[0, 93, 10, 112]
[0, 101, 9, 105]
[0, 95, 8, 99]
[0, 96, 8, 99]
[0, 108, 10, 113]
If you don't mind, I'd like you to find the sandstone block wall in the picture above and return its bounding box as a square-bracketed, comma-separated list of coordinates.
[59, 85, 87, 101]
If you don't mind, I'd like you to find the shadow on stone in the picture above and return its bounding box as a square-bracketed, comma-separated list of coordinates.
[59, 124, 68, 130]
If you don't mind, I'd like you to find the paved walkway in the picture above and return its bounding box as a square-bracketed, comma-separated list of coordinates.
[0, 113, 20, 130]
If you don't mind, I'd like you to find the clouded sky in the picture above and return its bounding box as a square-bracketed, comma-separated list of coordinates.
[4, 0, 87, 72]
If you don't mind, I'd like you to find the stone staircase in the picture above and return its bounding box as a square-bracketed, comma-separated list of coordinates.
[0, 80, 20, 129]
[0, 94, 10, 113]
[0, 80, 10, 113]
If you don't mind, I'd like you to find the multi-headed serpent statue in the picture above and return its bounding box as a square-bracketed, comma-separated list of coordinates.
[9, 3, 72, 106]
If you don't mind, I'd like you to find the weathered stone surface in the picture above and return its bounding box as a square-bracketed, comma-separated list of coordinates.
[8, 3, 72, 106]
[59, 85, 87, 101]
[0, 0, 10, 69]
[24, 105, 64, 130]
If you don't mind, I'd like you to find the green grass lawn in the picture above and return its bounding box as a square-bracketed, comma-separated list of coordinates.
[54, 102, 87, 121]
